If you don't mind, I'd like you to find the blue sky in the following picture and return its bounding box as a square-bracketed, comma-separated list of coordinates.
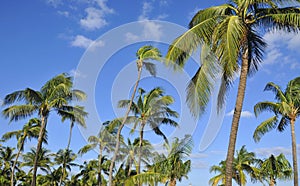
[0, 0, 300, 185]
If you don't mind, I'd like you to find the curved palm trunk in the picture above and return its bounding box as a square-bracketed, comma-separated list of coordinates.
[31, 116, 47, 186]
[225, 48, 249, 186]
[108, 65, 143, 186]
[11, 139, 25, 186]
[59, 122, 74, 186]
[290, 119, 298, 186]
[98, 146, 103, 186]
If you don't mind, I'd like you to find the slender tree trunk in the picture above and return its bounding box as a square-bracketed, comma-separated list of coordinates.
[108, 65, 143, 186]
[98, 146, 103, 186]
[11, 140, 25, 186]
[137, 123, 146, 186]
[59, 122, 74, 186]
[31, 116, 47, 186]
[169, 179, 176, 186]
[225, 48, 249, 186]
[269, 177, 275, 186]
[137, 123, 145, 174]
[290, 119, 298, 186]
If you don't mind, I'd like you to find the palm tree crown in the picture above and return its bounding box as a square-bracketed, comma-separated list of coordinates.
[166, 2, 300, 185]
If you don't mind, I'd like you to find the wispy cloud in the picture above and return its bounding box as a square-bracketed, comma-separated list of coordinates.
[80, 0, 114, 30]
[226, 109, 254, 118]
[69, 69, 86, 78]
[46, 0, 62, 8]
[263, 31, 300, 69]
[255, 145, 300, 157]
[57, 10, 69, 17]
[71, 35, 105, 49]
[190, 153, 208, 159]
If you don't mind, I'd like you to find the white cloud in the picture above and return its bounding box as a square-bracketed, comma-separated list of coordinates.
[138, 2, 153, 21]
[71, 35, 105, 49]
[57, 11, 69, 17]
[192, 161, 208, 169]
[190, 153, 208, 159]
[263, 31, 300, 68]
[46, 0, 62, 7]
[125, 32, 139, 42]
[255, 146, 291, 157]
[69, 69, 86, 78]
[80, 0, 114, 30]
[226, 109, 254, 118]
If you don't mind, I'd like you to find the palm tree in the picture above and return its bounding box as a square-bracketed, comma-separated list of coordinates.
[79, 121, 116, 186]
[54, 149, 78, 185]
[253, 77, 300, 186]
[128, 135, 193, 186]
[21, 147, 52, 175]
[108, 45, 162, 186]
[1, 118, 47, 186]
[258, 153, 292, 186]
[2, 73, 86, 186]
[118, 87, 178, 175]
[166, 2, 300, 185]
[210, 146, 259, 186]
[58, 105, 87, 186]
[75, 160, 98, 186]
[0, 146, 16, 185]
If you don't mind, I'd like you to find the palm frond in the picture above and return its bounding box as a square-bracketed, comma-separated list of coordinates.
[2, 105, 37, 122]
[143, 62, 157, 76]
[253, 116, 278, 142]
[187, 44, 220, 116]
[254, 101, 279, 117]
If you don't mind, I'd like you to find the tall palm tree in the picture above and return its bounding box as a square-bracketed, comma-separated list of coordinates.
[166, 2, 300, 185]
[58, 105, 87, 186]
[75, 160, 98, 186]
[108, 45, 162, 186]
[1, 118, 47, 186]
[258, 153, 292, 186]
[253, 77, 300, 186]
[2, 73, 86, 186]
[209, 146, 259, 186]
[79, 121, 116, 186]
[118, 87, 178, 175]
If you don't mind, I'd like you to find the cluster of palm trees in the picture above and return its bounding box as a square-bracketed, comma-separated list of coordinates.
[2, 0, 300, 185]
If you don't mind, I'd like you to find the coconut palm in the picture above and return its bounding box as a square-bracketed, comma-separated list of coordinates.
[75, 160, 98, 186]
[128, 135, 193, 186]
[2, 118, 47, 186]
[2, 73, 86, 186]
[109, 45, 162, 186]
[210, 146, 259, 186]
[79, 121, 116, 186]
[166, 2, 300, 185]
[253, 77, 300, 186]
[54, 149, 78, 185]
[0, 146, 16, 185]
[58, 105, 87, 186]
[258, 153, 292, 186]
[118, 87, 178, 175]
[21, 147, 52, 175]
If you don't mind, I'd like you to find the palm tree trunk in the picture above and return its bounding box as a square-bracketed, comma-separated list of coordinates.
[59, 122, 74, 186]
[11, 140, 25, 186]
[137, 123, 145, 174]
[108, 65, 143, 186]
[169, 179, 176, 186]
[269, 177, 275, 186]
[290, 118, 298, 186]
[225, 48, 249, 186]
[31, 116, 47, 186]
[98, 146, 103, 186]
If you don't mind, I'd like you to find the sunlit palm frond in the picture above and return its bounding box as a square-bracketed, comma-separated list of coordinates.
[253, 116, 278, 142]
[2, 105, 37, 122]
